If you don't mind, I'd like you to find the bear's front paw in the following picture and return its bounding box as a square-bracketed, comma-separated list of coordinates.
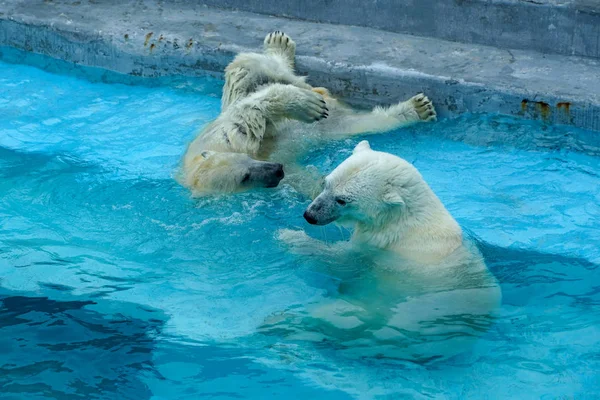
[410, 93, 437, 122]
[287, 89, 329, 123]
[276, 228, 311, 246]
[264, 31, 296, 63]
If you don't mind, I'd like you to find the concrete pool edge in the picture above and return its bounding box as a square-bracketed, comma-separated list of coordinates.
[0, 0, 599, 132]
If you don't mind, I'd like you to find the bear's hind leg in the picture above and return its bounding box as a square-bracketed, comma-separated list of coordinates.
[321, 93, 437, 137]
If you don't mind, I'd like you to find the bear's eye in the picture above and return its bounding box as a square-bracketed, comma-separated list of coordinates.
[241, 173, 251, 184]
[336, 198, 347, 206]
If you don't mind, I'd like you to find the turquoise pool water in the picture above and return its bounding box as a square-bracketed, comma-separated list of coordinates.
[0, 48, 599, 399]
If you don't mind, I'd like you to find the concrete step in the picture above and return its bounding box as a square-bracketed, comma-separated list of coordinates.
[0, 0, 599, 131]
[200, 0, 600, 59]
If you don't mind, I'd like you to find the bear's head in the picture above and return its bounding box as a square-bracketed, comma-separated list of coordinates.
[303, 140, 431, 227]
[184, 151, 284, 194]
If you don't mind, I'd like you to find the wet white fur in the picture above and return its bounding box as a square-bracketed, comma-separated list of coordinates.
[182, 32, 436, 195]
[273, 142, 501, 361]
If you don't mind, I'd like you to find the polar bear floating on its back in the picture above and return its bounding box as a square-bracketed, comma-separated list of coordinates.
[181, 31, 436, 195]
[273, 141, 501, 362]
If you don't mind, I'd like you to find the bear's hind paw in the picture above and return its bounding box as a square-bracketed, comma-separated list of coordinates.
[264, 31, 296, 65]
[410, 93, 437, 122]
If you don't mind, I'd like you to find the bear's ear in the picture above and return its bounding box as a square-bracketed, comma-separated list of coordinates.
[383, 188, 404, 206]
[353, 140, 371, 154]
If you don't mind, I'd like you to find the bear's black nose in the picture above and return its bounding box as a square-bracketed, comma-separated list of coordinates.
[303, 211, 317, 225]
[274, 164, 284, 179]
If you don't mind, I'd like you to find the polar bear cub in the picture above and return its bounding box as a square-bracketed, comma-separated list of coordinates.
[273, 141, 501, 361]
[304, 140, 463, 262]
[181, 31, 436, 195]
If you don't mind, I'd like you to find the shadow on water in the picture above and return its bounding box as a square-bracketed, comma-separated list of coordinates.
[0, 289, 356, 400]
[0, 291, 166, 400]
[478, 240, 599, 305]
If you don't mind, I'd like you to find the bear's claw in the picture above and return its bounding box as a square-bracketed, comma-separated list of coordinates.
[290, 89, 329, 123]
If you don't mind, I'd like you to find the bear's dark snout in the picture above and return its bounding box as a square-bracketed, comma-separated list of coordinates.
[249, 162, 284, 188]
[303, 211, 318, 225]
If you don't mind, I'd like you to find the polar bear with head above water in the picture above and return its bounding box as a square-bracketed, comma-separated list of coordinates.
[272, 141, 501, 362]
[304, 140, 463, 262]
[181, 31, 436, 195]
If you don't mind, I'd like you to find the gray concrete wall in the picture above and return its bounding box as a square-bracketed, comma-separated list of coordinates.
[200, 0, 600, 59]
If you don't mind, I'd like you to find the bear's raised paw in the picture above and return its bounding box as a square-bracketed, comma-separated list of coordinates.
[410, 93, 437, 122]
[264, 31, 296, 66]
